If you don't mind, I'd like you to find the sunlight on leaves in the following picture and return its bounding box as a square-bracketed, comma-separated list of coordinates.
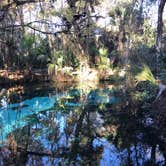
[135, 64, 156, 84]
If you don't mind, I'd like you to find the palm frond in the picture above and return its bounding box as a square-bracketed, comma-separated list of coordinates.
[135, 64, 156, 84]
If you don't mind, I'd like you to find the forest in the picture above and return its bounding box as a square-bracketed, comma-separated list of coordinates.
[0, 0, 166, 165]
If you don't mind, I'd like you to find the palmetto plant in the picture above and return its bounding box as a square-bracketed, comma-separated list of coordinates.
[135, 64, 156, 84]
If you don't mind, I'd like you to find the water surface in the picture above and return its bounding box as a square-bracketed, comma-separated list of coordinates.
[0, 83, 165, 166]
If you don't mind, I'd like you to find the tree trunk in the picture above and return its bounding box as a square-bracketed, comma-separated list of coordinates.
[151, 144, 156, 165]
[156, 0, 166, 50]
[63, 34, 89, 68]
[118, 18, 125, 52]
[156, 0, 166, 74]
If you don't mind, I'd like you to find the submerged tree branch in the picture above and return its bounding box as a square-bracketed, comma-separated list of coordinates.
[17, 145, 69, 158]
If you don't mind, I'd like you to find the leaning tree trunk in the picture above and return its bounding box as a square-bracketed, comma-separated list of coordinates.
[156, 0, 166, 74]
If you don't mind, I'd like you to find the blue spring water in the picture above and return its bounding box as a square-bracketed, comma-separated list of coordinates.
[0, 95, 58, 143]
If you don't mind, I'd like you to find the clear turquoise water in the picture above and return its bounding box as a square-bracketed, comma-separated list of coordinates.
[0, 95, 57, 142]
[0, 84, 165, 166]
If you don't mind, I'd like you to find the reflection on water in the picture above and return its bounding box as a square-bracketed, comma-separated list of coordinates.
[0, 83, 165, 166]
[93, 138, 165, 166]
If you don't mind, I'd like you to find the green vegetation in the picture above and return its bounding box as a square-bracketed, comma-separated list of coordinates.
[135, 64, 156, 84]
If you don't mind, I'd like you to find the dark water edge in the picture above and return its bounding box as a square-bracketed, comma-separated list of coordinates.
[0, 82, 165, 166]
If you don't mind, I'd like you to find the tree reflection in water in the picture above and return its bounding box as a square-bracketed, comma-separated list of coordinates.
[0, 83, 165, 166]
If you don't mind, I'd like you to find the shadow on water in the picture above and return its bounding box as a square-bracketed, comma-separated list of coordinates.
[0, 82, 165, 166]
